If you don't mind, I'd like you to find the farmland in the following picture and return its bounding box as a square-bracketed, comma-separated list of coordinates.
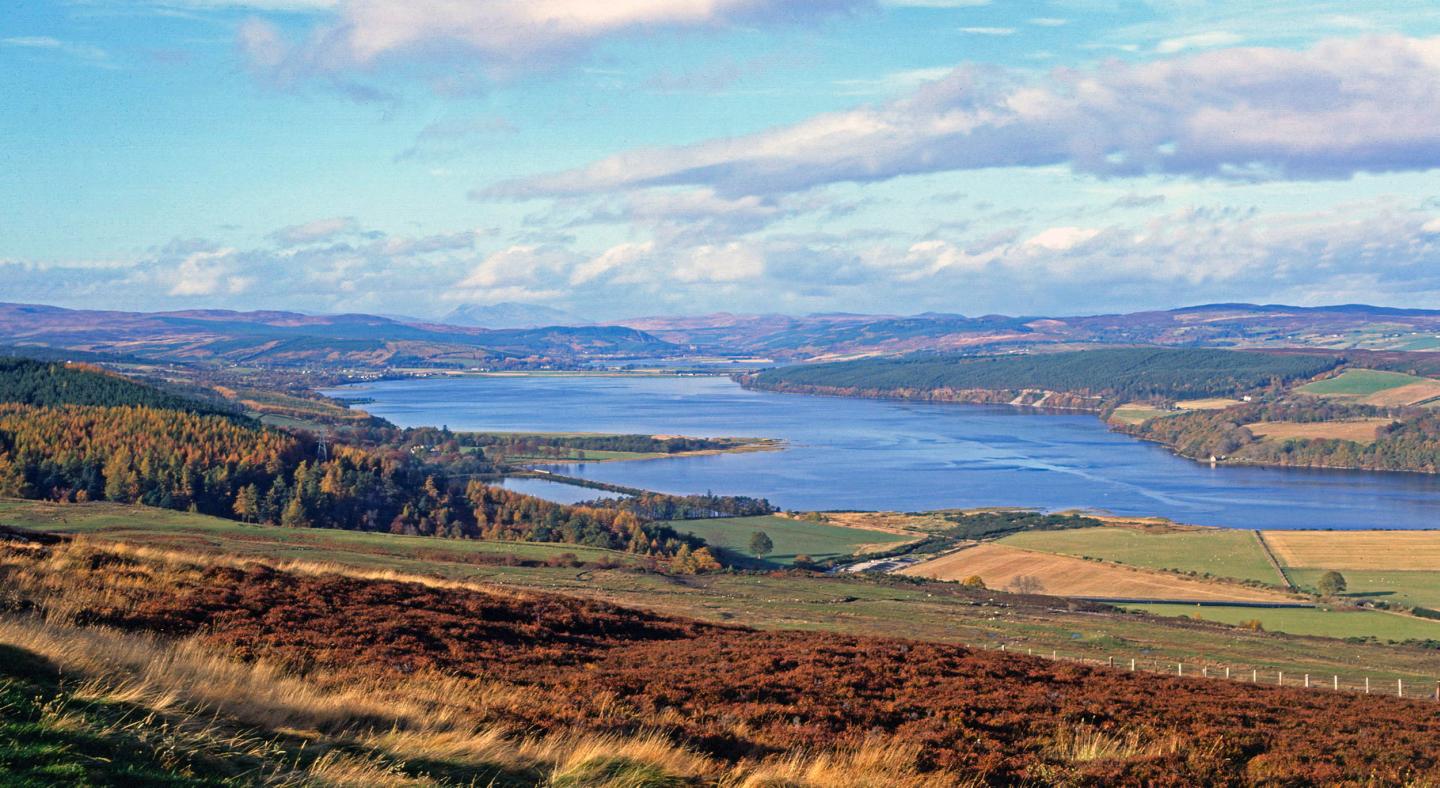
[1125, 603, 1440, 642]
[1000, 524, 1282, 584]
[1262, 529, 1440, 570]
[899, 543, 1291, 602]
[1297, 368, 1440, 406]
[1247, 418, 1394, 444]
[667, 513, 913, 565]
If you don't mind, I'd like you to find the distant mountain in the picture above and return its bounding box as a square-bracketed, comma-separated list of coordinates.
[0, 303, 678, 369]
[612, 303, 1440, 360]
[441, 302, 585, 329]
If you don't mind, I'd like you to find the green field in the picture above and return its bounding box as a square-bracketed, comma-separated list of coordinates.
[1296, 369, 1427, 397]
[1125, 603, 1440, 643]
[1000, 526, 1282, 585]
[669, 514, 912, 565]
[1286, 568, 1440, 610]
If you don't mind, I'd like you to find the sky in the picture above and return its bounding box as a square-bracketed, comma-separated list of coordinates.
[4, 0, 1440, 321]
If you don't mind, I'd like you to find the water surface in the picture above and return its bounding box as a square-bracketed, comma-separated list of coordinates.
[332, 375, 1440, 529]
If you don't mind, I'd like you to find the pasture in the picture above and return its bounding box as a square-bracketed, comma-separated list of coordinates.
[1000, 525, 1282, 584]
[1296, 369, 1433, 401]
[1126, 603, 1440, 642]
[900, 543, 1290, 602]
[669, 514, 912, 565]
[1247, 419, 1393, 444]
[1110, 403, 1172, 425]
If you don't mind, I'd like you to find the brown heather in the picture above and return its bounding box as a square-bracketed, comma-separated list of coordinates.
[2, 536, 1439, 785]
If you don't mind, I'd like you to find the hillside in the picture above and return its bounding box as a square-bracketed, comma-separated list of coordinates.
[744, 348, 1339, 406]
[0, 302, 678, 369]
[2, 533, 1437, 785]
[617, 303, 1440, 360]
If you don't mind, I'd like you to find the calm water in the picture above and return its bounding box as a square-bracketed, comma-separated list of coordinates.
[496, 477, 629, 505]
[332, 375, 1440, 529]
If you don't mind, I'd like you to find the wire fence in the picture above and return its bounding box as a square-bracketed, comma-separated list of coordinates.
[974, 642, 1440, 702]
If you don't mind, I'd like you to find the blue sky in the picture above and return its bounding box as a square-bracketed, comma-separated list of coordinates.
[4, 1, 1440, 320]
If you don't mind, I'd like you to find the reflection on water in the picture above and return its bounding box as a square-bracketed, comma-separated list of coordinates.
[330, 375, 1440, 530]
[496, 477, 627, 505]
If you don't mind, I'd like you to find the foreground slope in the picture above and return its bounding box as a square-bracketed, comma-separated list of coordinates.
[2, 534, 1438, 786]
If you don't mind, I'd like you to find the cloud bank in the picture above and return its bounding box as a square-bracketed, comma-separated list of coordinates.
[485, 35, 1440, 199]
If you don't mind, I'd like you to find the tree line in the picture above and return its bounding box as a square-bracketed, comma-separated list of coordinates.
[745, 348, 1340, 403]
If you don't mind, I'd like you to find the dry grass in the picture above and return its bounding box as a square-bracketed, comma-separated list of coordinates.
[1047, 725, 1183, 763]
[900, 543, 1291, 602]
[1262, 530, 1440, 571]
[1176, 398, 1243, 410]
[0, 538, 983, 787]
[1247, 419, 1394, 444]
[1361, 380, 1440, 407]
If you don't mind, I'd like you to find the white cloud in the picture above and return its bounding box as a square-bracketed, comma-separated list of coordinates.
[1023, 226, 1100, 251]
[486, 35, 1440, 199]
[571, 241, 654, 285]
[167, 249, 250, 296]
[239, 0, 867, 80]
[270, 216, 360, 245]
[1155, 31, 1243, 54]
[1029, 18, 1067, 27]
[1422, 217, 1440, 234]
[457, 245, 580, 289]
[958, 26, 1015, 36]
[673, 242, 766, 283]
[1, 36, 109, 63]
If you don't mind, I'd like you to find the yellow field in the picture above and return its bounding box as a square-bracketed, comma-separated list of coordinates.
[1109, 403, 1171, 425]
[1262, 531, 1440, 571]
[1176, 398, 1243, 410]
[899, 543, 1291, 602]
[1247, 419, 1393, 444]
[1361, 380, 1440, 406]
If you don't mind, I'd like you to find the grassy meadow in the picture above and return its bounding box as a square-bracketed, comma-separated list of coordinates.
[1125, 603, 1440, 642]
[1000, 525, 1282, 585]
[668, 514, 913, 565]
[1296, 369, 1429, 397]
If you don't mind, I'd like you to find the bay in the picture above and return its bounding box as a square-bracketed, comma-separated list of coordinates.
[331, 375, 1440, 529]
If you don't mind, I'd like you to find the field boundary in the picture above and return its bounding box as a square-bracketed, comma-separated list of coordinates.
[1255, 530, 1297, 590]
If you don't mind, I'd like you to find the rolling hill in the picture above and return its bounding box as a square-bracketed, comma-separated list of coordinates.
[0, 302, 678, 369]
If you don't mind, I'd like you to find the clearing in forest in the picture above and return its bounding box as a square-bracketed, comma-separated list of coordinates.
[900, 543, 1292, 602]
[1247, 419, 1394, 444]
[1296, 369, 1429, 398]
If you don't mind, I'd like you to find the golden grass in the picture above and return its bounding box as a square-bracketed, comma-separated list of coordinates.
[0, 538, 980, 787]
[1360, 380, 1440, 407]
[1175, 398, 1243, 410]
[1262, 530, 1440, 571]
[900, 543, 1291, 602]
[1247, 419, 1393, 444]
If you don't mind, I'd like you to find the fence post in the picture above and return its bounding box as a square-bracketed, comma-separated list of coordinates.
[1399, 679, 1404, 698]
[1304, 674, 1310, 689]
[1130, 658, 1136, 672]
[1333, 675, 1338, 691]
[1252, 669, 1257, 683]
[1365, 677, 1370, 694]
[1278, 671, 1284, 686]
[1202, 666, 1209, 678]
[1178, 663, 1183, 677]
[1052, 650, 1057, 660]
[1107, 656, 1113, 668]
[1225, 667, 1231, 680]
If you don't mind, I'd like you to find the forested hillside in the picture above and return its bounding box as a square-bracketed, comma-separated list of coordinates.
[0, 358, 240, 417]
[0, 360, 732, 567]
[745, 348, 1339, 405]
[1126, 402, 1440, 472]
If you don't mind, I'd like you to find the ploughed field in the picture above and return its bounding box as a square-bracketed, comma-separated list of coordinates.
[3, 536, 1439, 785]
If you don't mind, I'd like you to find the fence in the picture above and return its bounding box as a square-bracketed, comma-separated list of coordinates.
[975, 642, 1440, 702]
